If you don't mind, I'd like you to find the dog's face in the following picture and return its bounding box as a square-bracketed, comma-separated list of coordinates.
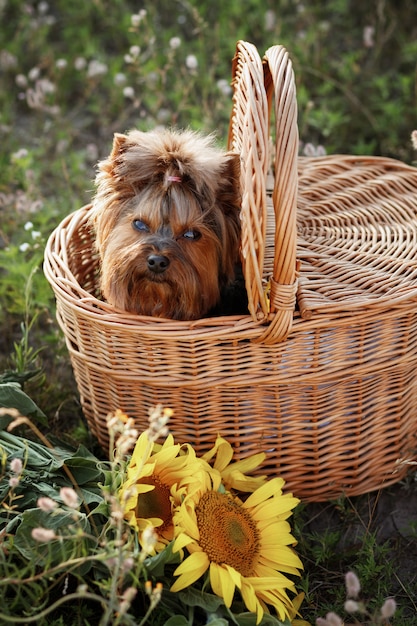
[90, 129, 241, 320]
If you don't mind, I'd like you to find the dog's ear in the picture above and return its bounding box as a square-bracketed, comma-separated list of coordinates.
[215, 152, 242, 279]
[217, 152, 241, 216]
[96, 133, 128, 180]
[110, 133, 129, 160]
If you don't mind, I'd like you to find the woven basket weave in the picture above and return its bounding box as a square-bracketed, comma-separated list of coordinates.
[44, 41, 417, 501]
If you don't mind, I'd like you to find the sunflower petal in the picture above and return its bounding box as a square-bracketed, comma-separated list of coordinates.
[209, 562, 236, 608]
[173, 532, 194, 552]
[202, 436, 233, 470]
[243, 477, 286, 507]
[259, 545, 304, 571]
[251, 495, 300, 520]
[240, 578, 264, 623]
[171, 551, 209, 591]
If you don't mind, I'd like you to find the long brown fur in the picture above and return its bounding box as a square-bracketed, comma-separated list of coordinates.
[90, 128, 242, 320]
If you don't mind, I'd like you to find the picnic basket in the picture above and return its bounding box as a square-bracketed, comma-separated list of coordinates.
[44, 40, 417, 501]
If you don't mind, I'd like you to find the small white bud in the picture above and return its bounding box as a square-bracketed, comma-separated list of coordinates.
[32, 527, 57, 542]
[380, 598, 396, 619]
[169, 37, 181, 49]
[10, 458, 23, 474]
[60, 487, 79, 509]
[185, 54, 198, 70]
[325, 613, 343, 626]
[37, 497, 58, 512]
[345, 571, 361, 598]
[344, 599, 359, 613]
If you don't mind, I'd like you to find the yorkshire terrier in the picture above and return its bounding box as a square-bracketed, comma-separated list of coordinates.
[90, 128, 247, 320]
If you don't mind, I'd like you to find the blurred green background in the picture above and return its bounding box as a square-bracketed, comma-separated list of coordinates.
[1, 2, 417, 623]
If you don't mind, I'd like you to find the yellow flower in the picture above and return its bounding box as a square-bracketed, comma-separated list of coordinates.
[119, 431, 209, 551]
[202, 435, 267, 493]
[171, 475, 303, 624]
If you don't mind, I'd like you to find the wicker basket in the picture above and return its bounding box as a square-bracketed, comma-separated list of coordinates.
[44, 41, 417, 501]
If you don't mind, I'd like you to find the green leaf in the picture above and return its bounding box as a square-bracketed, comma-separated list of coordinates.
[0, 382, 47, 425]
[0, 369, 41, 385]
[12, 507, 96, 573]
[0, 431, 106, 513]
[145, 540, 181, 576]
[176, 586, 225, 612]
[163, 617, 190, 626]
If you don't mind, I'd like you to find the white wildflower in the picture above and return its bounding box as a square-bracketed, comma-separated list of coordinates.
[74, 57, 87, 71]
[10, 458, 23, 474]
[217, 78, 232, 97]
[131, 9, 146, 27]
[60, 487, 79, 509]
[37, 78, 55, 94]
[185, 54, 198, 70]
[37, 496, 58, 512]
[131, 13, 141, 27]
[156, 108, 170, 123]
[114, 72, 127, 86]
[119, 587, 137, 616]
[87, 60, 108, 78]
[38, 1, 49, 15]
[122, 557, 134, 572]
[129, 45, 140, 58]
[345, 571, 361, 598]
[32, 527, 57, 542]
[28, 66, 40, 81]
[0, 50, 17, 70]
[380, 598, 396, 619]
[85, 143, 99, 162]
[363, 25, 375, 48]
[12, 148, 29, 161]
[325, 613, 343, 626]
[16, 74, 28, 87]
[265, 9, 276, 32]
[141, 525, 158, 558]
[169, 36, 181, 49]
[123, 86, 135, 99]
[146, 405, 171, 442]
[344, 599, 359, 613]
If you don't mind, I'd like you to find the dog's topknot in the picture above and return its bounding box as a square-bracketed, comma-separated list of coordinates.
[97, 128, 239, 201]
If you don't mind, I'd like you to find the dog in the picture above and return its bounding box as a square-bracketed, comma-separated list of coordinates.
[90, 128, 247, 320]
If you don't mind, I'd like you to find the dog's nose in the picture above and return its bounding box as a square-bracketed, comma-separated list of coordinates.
[147, 254, 170, 274]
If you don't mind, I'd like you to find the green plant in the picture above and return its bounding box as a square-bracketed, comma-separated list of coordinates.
[0, 407, 306, 625]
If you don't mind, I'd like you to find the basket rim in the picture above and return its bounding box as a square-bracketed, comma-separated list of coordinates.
[44, 198, 417, 340]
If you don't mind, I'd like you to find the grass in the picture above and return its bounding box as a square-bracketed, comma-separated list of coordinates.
[1, 1, 417, 624]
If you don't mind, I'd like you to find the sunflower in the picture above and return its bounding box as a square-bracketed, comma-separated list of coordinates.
[171, 475, 303, 624]
[202, 435, 267, 493]
[119, 431, 209, 551]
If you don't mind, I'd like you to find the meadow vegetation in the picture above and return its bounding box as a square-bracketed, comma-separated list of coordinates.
[1, 1, 416, 624]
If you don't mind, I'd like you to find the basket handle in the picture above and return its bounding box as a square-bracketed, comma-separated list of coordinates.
[228, 41, 299, 344]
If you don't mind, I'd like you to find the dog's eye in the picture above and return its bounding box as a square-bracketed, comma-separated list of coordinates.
[132, 219, 150, 233]
[182, 229, 201, 241]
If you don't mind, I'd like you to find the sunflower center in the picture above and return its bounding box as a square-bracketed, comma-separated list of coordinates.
[135, 476, 172, 532]
[195, 491, 260, 576]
